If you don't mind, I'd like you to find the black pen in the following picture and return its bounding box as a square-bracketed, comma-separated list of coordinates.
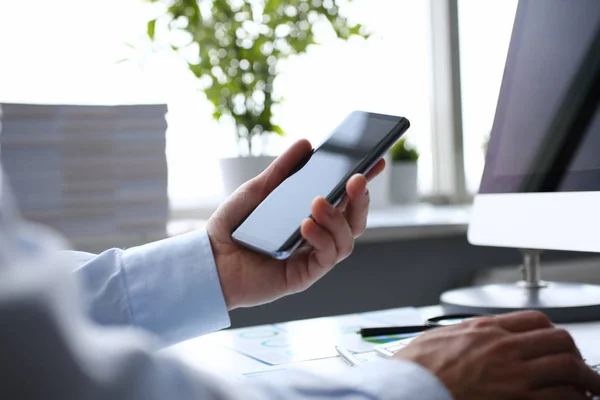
[359, 325, 434, 338]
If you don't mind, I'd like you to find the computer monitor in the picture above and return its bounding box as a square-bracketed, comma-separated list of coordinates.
[441, 0, 600, 322]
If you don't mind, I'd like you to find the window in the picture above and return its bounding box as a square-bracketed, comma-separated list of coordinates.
[457, 0, 518, 193]
[0, 0, 436, 216]
[270, 0, 435, 196]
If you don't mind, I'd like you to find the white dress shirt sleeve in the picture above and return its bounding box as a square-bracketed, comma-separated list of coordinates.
[68, 230, 230, 346]
[14, 230, 454, 400]
[1, 256, 453, 400]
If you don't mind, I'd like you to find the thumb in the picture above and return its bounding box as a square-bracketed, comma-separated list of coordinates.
[220, 139, 313, 228]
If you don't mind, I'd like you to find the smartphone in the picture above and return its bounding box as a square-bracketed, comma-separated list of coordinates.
[232, 111, 410, 260]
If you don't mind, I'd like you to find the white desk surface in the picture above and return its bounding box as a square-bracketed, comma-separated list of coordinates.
[162, 305, 600, 380]
[161, 307, 426, 378]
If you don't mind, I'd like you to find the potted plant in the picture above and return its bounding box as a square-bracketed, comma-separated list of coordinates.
[144, 0, 368, 196]
[389, 137, 419, 204]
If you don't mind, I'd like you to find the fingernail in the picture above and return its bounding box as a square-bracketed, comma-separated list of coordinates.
[319, 197, 334, 216]
[326, 202, 335, 216]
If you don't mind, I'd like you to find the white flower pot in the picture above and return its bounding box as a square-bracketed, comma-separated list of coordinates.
[367, 153, 392, 209]
[219, 155, 276, 197]
[390, 162, 419, 204]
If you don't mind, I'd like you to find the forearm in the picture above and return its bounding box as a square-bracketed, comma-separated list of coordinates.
[68, 230, 230, 346]
[1, 256, 452, 400]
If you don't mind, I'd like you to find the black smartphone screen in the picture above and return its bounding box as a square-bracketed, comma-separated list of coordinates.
[232, 111, 409, 258]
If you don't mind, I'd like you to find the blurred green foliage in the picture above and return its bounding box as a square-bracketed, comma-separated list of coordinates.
[390, 137, 419, 163]
[145, 0, 368, 156]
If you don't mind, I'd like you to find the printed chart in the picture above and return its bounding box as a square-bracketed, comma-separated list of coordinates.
[206, 307, 423, 365]
[241, 351, 385, 380]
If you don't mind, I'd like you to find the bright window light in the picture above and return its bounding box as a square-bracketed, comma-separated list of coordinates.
[0, 0, 434, 211]
[458, 0, 518, 194]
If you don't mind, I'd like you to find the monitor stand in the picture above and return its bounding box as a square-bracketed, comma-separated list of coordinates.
[440, 249, 600, 323]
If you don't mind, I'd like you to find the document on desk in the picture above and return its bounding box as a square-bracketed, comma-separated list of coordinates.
[206, 307, 423, 366]
[241, 351, 385, 380]
[559, 321, 600, 366]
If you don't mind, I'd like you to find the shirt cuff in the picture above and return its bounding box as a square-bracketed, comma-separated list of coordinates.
[121, 230, 231, 346]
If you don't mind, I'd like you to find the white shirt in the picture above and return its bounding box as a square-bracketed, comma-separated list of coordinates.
[0, 228, 453, 399]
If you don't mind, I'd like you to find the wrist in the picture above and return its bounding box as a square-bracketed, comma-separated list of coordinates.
[206, 233, 240, 311]
[215, 255, 238, 311]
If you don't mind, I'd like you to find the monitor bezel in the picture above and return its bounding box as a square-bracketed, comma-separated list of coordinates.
[468, 1, 600, 254]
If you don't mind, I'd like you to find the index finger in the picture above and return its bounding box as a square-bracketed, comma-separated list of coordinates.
[344, 174, 369, 237]
[343, 159, 386, 237]
[365, 158, 386, 182]
[527, 354, 600, 394]
[491, 310, 553, 333]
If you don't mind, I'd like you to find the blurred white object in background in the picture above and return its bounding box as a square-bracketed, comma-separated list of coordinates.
[219, 155, 277, 197]
[368, 153, 391, 209]
[390, 162, 419, 205]
[0, 146, 70, 273]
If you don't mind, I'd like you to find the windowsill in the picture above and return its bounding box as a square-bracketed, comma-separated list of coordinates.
[357, 203, 471, 242]
[167, 203, 472, 243]
[64, 203, 471, 253]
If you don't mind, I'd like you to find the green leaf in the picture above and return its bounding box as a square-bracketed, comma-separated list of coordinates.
[141, 0, 364, 147]
[147, 19, 157, 40]
[349, 24, 365, 36]
[264, 0, 281, 14]
[272, 125, 285, 136]
[390, 138, 420, 162]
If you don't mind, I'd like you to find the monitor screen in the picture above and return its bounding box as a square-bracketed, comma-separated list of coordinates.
[480, 0, 600, 194]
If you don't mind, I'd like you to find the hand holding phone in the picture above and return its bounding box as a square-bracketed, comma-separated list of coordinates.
[232, 111, 410, 259]
[205, 139, 384, 309]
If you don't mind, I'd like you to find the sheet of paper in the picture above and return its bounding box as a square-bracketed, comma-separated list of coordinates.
[205, 307, 423, 366]
[559, 321, 600, 365]
[165, 309, 600, 379]
[242, 351, 386, 380]
[162, 335, 275, 376]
